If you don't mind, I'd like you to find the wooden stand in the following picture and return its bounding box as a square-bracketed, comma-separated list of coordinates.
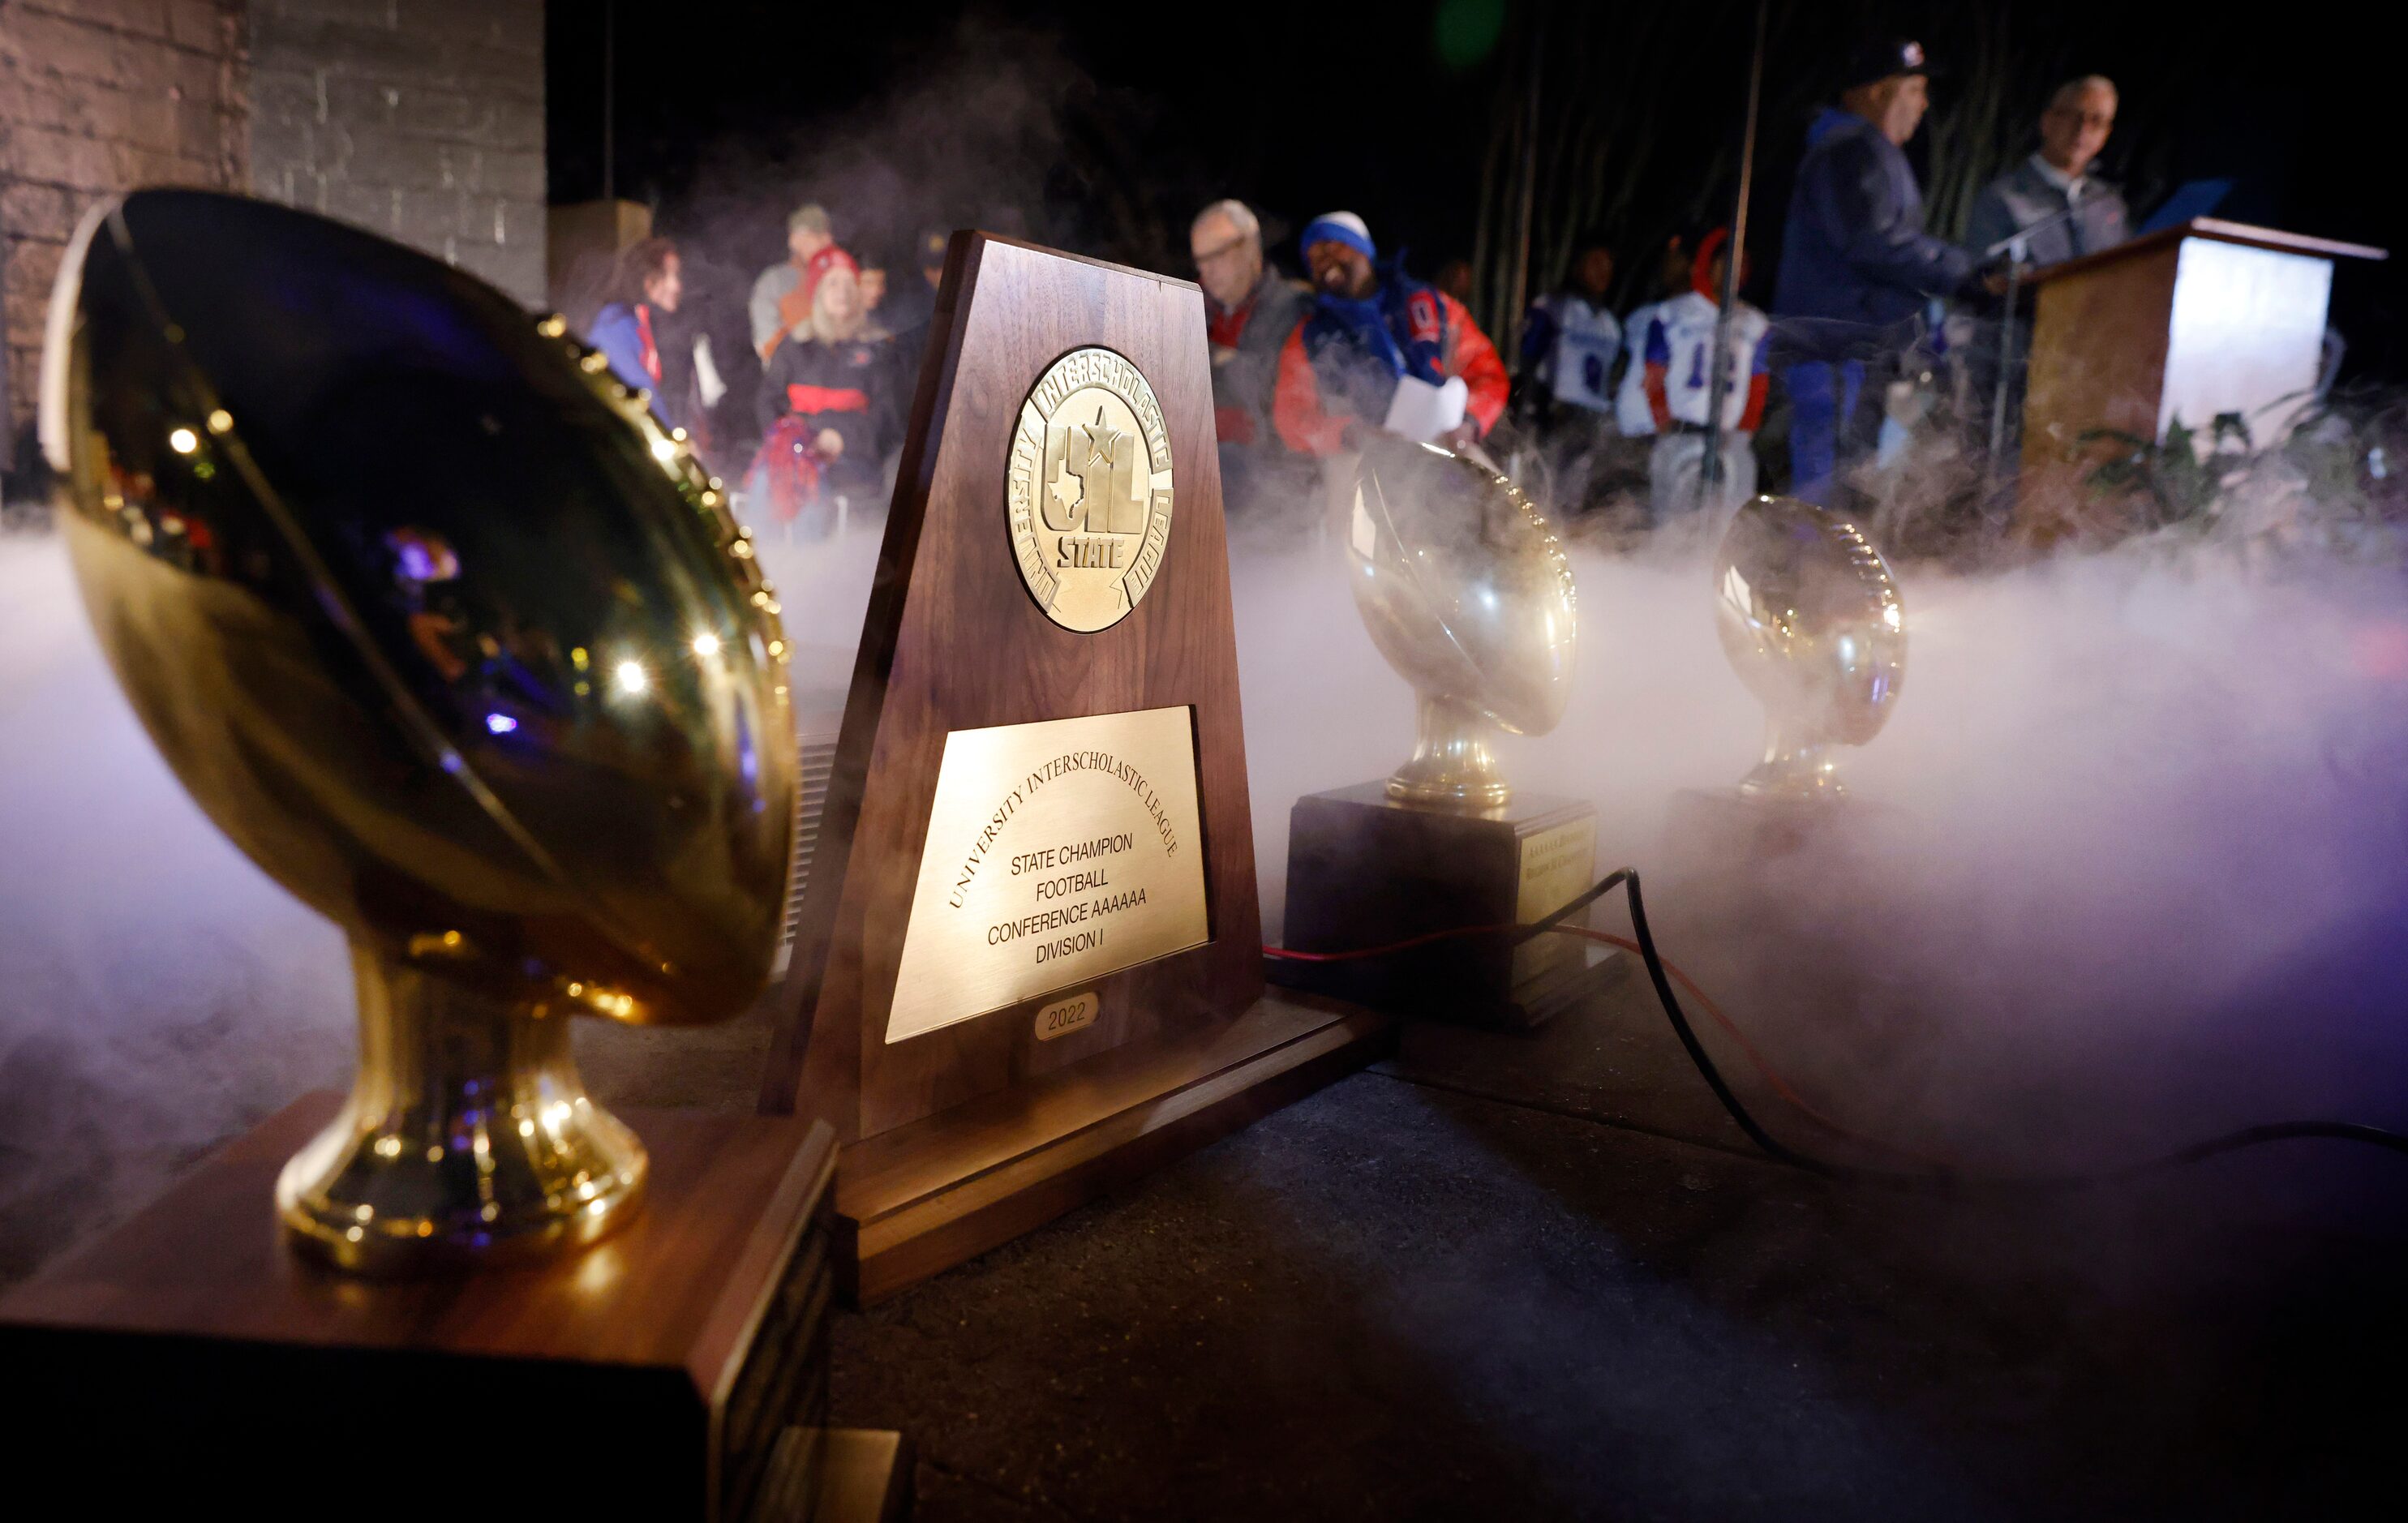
[836, 989, 1387, 1302]
[759, 232, 1389, 1303]
[1274, 783, 1621, 1030]
[2015, 218, 2384, 543]
[0, 1093, 845, 1521]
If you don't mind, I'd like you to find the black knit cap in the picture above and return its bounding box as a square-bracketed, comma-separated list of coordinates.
[1843, 37, 1935, 90]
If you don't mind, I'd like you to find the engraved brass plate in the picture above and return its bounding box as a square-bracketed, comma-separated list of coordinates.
[1516, 819, 1597, 925]
[1007, 347, 1174, 633]
[886, 707, 1208, 1043]
[1034, 991, 1100, 1041]
[1513, 817, 1597, 985]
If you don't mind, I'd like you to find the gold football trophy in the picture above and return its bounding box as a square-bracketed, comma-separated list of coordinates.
[1711, 494, 1907, 800]
[43, 190, 796, 1272]
[1280, 438, 1608, 1027]
[1344, 437, 1578, 805]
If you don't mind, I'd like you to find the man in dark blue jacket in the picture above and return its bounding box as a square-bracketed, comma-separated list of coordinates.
[1773, 38, 1993, 505]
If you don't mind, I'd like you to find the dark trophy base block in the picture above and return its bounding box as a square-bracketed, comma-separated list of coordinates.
[833, 990, 1393, 1306]
[1666, 787, 1907, 863]
[0, 1093, 842, 1521]
[1274, 783, 1625, 1031]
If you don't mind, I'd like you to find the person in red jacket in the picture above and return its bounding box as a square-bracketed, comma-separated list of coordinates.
[1272, 212, 1508, 456]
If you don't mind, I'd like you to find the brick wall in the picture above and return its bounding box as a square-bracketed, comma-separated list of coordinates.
[248, 0, 545, 308]
[0, 0, 247, 470]
[0, 1, 544, 475]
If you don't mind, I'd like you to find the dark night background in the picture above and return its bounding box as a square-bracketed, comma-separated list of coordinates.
[547, 0, 2399, 380]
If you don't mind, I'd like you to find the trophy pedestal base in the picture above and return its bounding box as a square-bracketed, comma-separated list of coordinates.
[0, 1093, 842, 1521]
[833, 991, 1392, 1306]
[1274, 783, 1624, 1030]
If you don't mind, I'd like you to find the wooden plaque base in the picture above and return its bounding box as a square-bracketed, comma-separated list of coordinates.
[837, 989, 1390, 1304]
[0, 1093, 839, 1521]
[1276, 783, 1624, 1029]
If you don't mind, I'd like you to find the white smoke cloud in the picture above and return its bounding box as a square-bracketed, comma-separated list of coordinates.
[8, 491, 2408, 1280]
[0, 534, 350, 1281]
[1239, 517, 2408, 1169]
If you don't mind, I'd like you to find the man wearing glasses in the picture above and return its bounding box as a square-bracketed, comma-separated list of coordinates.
[1967, 75, 2131, 269]
[1190, 199, 1311, 516]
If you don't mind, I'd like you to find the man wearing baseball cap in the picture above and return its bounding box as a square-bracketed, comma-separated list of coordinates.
[1772, 38, 1994, 506]
[749, 203, 846, 362]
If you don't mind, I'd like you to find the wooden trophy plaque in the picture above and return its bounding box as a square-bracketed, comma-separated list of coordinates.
[759, 233, 1391, 1303]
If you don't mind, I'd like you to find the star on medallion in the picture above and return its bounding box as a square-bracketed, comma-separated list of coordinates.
[1083, 405, 1121, 468]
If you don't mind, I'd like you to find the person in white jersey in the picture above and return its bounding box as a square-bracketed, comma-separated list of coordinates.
[1638, 228, 1771, 525]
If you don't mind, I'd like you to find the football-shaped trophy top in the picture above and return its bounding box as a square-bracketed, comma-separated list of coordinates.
[1341, 436, 1577, 808]
[1712, 494, 1906, 799]
[42, 190, 795, 1268]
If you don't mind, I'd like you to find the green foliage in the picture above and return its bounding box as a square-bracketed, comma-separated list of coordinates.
[2076, 400, 2408, 559]
[2079, 412, 2253, 530]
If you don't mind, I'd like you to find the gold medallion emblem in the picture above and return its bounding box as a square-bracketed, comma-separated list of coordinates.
[1007, 346, 1174, 633]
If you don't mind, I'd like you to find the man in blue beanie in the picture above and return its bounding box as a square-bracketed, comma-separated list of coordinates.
[1772, 39, 2001, 506]
[1272, 211, 1508, 456]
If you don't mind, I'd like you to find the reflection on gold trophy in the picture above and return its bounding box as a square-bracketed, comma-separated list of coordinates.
[1713, 494, 1907, 800]
[1342, 437, 1578, 807]
[44, 190, 796, 1272]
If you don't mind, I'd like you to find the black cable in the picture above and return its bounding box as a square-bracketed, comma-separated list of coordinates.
[1488, 868, 2408, 1189]
[1612, 867, 1856, 1177]
[1517, 866, 1631, 942]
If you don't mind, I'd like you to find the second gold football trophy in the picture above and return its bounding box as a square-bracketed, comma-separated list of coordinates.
[1276, 437, 1617, 1029]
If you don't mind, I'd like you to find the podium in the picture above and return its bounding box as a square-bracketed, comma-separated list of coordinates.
[2015, 217, 2384, 541]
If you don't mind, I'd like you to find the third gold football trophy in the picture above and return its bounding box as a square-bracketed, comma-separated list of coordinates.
[1712, 493, 1908, 800]
[1668, 492, 1909, 860]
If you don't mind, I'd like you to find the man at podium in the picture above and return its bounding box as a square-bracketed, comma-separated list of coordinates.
[1968, 76, 2131, 269]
